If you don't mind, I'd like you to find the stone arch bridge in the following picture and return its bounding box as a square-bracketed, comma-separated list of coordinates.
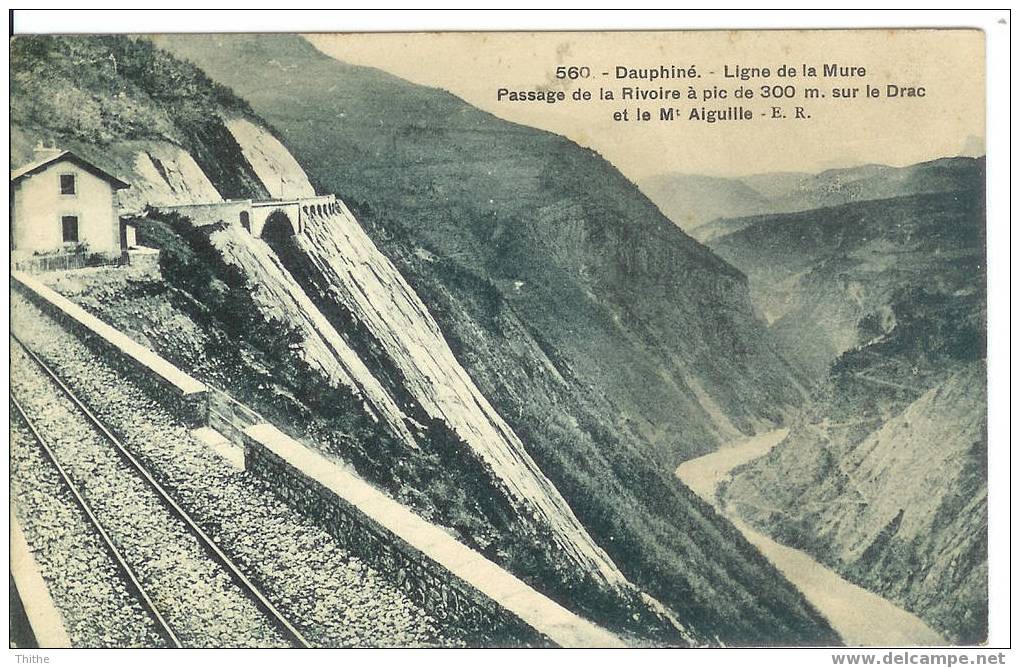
[158, 194, 340, 239]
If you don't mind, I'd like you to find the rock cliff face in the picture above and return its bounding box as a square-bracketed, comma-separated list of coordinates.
[277, 204, 628, 588]
[724, 362, 987, 643]
[712, 162, 987, 643]
[198, 194, 630, 594]
[206, 223, 419, 449]
[128, 145, 224, 209]
[226, 118, 316, 199]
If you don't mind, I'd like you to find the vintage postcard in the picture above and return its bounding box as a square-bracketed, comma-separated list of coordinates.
[7, 13, 1001, 658]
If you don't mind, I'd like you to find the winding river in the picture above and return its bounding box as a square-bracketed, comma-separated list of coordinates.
[675, 429, 946, 647]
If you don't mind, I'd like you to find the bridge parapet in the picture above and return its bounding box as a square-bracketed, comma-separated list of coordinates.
[251, 195, 335, 236]
[158, 199, 253, 229]
[157, 195, 341, 238]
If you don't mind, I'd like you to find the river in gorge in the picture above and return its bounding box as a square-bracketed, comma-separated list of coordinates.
[675, 429, 946, 647]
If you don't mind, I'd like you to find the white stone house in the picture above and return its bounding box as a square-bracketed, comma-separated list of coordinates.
[10, 150, 130, 259]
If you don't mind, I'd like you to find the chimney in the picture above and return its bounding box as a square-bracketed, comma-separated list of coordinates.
[33, 140, 62, 161]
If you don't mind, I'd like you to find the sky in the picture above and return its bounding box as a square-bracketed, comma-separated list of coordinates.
[307, 30, 985, 180]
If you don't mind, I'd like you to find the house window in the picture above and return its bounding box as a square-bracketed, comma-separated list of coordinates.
[61, 216, 79, 243]
[59, 173, 76, 195]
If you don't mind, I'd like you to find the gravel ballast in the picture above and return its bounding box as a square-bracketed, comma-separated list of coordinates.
[11, 292, 465, 647]
[11, 341, 292, 648]
[10, 411, 168, 648]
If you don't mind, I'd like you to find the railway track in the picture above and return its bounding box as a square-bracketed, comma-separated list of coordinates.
[11, 334, 312, 649]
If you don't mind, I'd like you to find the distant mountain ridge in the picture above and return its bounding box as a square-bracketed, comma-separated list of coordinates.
[706, 178, 985, 378]
[642, 157, 985, 242]
[639, 174, 774, 232]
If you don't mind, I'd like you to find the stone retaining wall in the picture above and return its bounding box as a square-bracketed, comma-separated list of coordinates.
[158, 200, 252, 228]
[243, 424, 626, 649]
[11, 271, 208, 427]
[11, 271, 626, 649]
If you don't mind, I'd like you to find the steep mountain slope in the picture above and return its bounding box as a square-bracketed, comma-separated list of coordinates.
[212, 205, 630, 596]
[702, 158, 987, 644]
[286, 205, 631, 585]
[10, 36, 268, 208]
[155, 33, 807, 461]
[13, 34, 841, 645]
[707, 183, 985, 378]
[722, 309, 987, 643]
[151, 35, 844, 644]
[644, 151, 987, 643]
[10, 33, 645, 636]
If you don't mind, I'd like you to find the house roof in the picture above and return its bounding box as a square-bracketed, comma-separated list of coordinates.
[11, 150, 131, 190]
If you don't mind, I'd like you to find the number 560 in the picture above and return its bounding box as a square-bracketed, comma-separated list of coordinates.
[556, 66, 591, 80]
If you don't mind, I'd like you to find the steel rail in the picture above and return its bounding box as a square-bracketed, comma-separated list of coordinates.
[11, 395, 184, 648]
[11, 334, 312, 648]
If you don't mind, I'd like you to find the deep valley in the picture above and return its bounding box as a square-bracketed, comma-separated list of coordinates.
[9, 32, 986, 648]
